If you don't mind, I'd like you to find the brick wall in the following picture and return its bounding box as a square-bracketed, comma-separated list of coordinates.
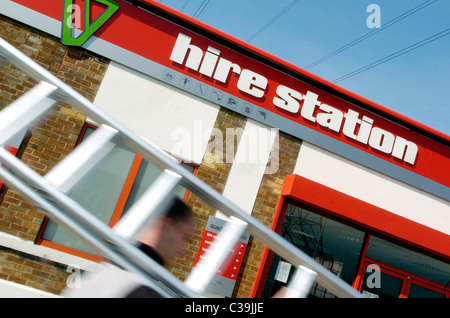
[0, 246, 70, 295]
[0, 16, 109, 294]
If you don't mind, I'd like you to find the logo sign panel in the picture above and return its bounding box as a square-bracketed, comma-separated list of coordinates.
[193, 216, 249, 297]
[61, 0, 119, 46]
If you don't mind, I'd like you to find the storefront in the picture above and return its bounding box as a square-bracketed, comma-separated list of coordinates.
[0, 0, 448, 298]
[256, 175, 450, 298]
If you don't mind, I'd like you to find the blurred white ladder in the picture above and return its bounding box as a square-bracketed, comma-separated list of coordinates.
[0, 37, 361, 298]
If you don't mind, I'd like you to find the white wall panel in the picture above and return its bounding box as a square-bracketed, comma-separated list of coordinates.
[93, 62, 220, 164]
[216, 119, 278, 219]
[294, 142, 450, 235]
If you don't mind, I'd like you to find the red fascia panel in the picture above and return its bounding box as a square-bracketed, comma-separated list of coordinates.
[137, 0, 450, 143]
[282, 174, 450, 261]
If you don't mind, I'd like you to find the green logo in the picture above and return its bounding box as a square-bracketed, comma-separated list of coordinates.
[62, 0, 119, 46]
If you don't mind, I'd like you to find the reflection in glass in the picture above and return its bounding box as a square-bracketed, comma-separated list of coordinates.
[361, 267, 402, 298]
[408, 284, 444, 298]
[262, 204, 365, 298]
[366, 236, 450, 286]
[122, 160, 194, 214]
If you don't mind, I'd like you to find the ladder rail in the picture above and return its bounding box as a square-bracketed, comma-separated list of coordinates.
[284, 265, 318, 298]
[0, 147, 199, 298]
[0, 81, 57, 145]
[0, 164, 184, 298]
[0, 37, 362, 298]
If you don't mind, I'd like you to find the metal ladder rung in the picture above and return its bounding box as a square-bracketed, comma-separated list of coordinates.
[283, 265, 317, 298]
[0, 81, 57, 145]
[185, 217, 247, 294]
[113, 169, 182, 240]
[44, 124, 118, 193]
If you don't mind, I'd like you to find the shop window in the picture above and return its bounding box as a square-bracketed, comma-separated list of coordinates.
[261, 203, 365, 298]
[121, 157, 194, 215]
[259, 200, 450, 298]
[358, 236, 450, 298]
[361, 267, 404, 298]
[36, 124, 197, 259]
[366, 236, 450, 286]
[408, 284, 445, 298]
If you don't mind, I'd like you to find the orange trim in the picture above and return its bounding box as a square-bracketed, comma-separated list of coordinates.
[37, 238, 100, 262]
[108, 154, 143, 227]
[75, 123, 97, 147]
[110, 154, 199, 227]
[0, 145, 19, 189]
[179, 160, 199, 203]
[34, 216, 48, 246]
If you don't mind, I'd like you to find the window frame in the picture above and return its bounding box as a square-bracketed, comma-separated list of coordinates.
[35, 123, 198, 261]
[252, 175, 450, 298]
[356, 256, 450, 298]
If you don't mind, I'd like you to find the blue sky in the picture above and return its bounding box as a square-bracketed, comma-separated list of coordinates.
[159, 0, 450, 136]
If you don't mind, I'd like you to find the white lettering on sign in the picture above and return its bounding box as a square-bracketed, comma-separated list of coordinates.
[170, 33, 267, 99]
[169, 33, 418, 165]
[274, 87, 418, 164]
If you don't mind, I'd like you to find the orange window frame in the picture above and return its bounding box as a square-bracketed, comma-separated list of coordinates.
[354, 256, 450, 298]
[251, 175, 450, 298]
[35, 123, 198, 261]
